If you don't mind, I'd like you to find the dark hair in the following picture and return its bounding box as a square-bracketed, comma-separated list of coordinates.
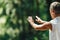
[50, 2, 60, 14]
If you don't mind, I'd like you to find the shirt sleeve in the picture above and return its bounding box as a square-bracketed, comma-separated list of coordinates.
[50, 20, 55, 30]
[50, 20, 54, 24]
[49, 20, 56, 31]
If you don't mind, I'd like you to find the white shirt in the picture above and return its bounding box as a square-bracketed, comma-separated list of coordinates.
[49, 16, 60, 40]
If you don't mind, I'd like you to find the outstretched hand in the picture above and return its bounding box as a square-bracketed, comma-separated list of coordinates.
[35, 16, 43, 23]
[27, 16, 46, 24]
[27, 16, 34, 23]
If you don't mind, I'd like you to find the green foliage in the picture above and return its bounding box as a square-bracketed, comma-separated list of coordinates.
[0, 0, 52, 40]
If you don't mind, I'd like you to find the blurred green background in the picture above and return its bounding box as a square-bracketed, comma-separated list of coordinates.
[0, 0, 59, 40]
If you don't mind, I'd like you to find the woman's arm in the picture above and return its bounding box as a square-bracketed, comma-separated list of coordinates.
[27, 16, 52, 31]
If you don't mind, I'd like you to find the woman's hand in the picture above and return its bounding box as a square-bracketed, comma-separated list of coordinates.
[27, 16, 34, 23]
[35, 16, 44, 24]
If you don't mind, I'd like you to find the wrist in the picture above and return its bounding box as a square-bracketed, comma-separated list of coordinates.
[29, 21, 34, 25]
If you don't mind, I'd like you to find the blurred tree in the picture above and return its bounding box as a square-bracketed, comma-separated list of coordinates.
[0, 0, 57, 40]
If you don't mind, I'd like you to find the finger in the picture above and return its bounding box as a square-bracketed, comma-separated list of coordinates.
[27, 16, 31, 20]
[35, 19, 38, 21]
[36, 16, 39, 19]
[28, 16, 32, 19]
[28, 16, 32, 18]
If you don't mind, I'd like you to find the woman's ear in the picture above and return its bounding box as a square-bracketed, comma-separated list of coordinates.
[50, 10, 55, 14]
[50, 9, 56, 19]
[52, 10, 55, 14]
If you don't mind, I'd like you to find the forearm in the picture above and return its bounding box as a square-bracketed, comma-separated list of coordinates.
[29, 22, 37, 29]
[29, 22, 49, 31]
[29, 22, 45, 30]
[39, 21, 47, 24]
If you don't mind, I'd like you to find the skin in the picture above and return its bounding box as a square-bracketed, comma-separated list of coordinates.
[27, 9, 60, 31]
